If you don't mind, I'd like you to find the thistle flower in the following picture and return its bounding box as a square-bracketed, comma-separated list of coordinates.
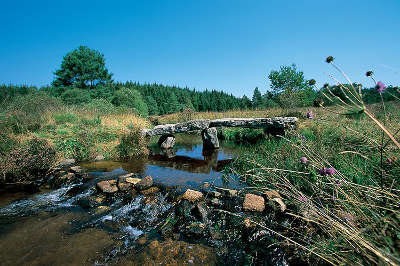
[323, 83, 329, 89]
[326, 56, 334, 63]
[325, 167, 337, 175]
[332, 195, 337, 201]
[306, 110, 313, 119]
[300, 157, 308, 164]
[319, 168, 326, 175]
[387, 157, 393, 164]
[366, 70, 373, 77]
[298, 196, 308, 202]
[308, 79, 316, 86]
[375, 81, 386, 94]
[335, 179, 342, 186]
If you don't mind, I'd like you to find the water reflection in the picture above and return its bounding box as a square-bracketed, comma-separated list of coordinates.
[81, 135, 244, 189]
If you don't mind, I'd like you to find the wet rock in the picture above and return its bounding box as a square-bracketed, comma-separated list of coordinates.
[203, 182, 210, 189]
[202, 127, 219, 149]
[210, 198, 222, 206]
[60, 172, 76, 184]
[158, 134, 176, 149]
[192, 203, 209, 223]
[126, 177, 141, 185]
[69, 166, 83, 174]
[209, 117, 298, 130]
[97, 180, 118, 193]
[141, 187, 160, 195]
[243, 218, 256, 228]
[214, 187, 237, 197]
[94, 155, 105, 161]
[94, 205, 111, 215]
[209, 191, 222, 198]
[182, 189, 203, 202]
[77, 197, 92, 209]
[117, 176, 133, 192]
[183, 222, 206, 238]
[57, 159, 75, 168]
[95, 194, 106, 204]
[243, 193, 265, 212]
[134, 176, 153, 191]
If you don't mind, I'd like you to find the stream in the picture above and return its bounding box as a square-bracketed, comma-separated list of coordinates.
[0, 135, 248, 265]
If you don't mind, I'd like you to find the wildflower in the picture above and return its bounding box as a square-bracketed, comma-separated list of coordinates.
[326, 56, 334, 63]
[325, 167, 337, 175]
[323, 83, 329, 89]
[387, 157, 393, 164]
[308, 79, 316, 86]
[298, 196, 308, 202]
[300, 157, 308, 164]
[301, 135, 306, 141]
[332, 195, 337, 201]
[319, 168, 326, 175]
[366, 70, 373, 77]
[306, 110, 313, 119]
[375, 81, 386, 94]
[335, 179, 342, 186]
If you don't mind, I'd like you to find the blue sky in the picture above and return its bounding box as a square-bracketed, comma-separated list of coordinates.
[0, 0, 399, 97]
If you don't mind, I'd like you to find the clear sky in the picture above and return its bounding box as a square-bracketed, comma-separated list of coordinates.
[0, 0, 399, 97]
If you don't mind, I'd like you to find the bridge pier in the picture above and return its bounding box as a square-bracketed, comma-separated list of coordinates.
[202, 127, 219, 150]
[158, 134, 176, 149]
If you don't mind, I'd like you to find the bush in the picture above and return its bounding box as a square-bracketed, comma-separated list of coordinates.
[55, 130, 94, 161]
[61, 88, 91, 105]
[117, 125, 149, 159]
[112, 87, 149, 117]
[83, 98, 116, 114]
[53, 113, 78, 124]
[0, 138, 57, 182]
[4, 92, 62, 133]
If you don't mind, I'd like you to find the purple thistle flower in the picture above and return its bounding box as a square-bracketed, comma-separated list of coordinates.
[375, 81, 386, 94]
[319, 168, 326, 175]
[301, 135, 306, 141]
[298, 196, 308, 202]
[387, 157, 393, 164]
[335, 179, 342, 186]
[332, 195, 337, 201]
[300, 157, 308, 164]
[306, 110, 313, 119]
[325, 167, 337, 175]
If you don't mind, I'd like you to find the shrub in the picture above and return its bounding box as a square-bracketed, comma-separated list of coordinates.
[55, 130, 94, 161]
[53, 113, 79, 124]
[117, 125, 149, 159]
[0, 138, 57, 182]
[83, 98, 116, 114]
[112, 87, 149, 117]
[61, 88, 91, 105]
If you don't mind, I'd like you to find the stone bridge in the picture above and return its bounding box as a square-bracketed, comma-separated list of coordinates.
[143, 117, 298, 150]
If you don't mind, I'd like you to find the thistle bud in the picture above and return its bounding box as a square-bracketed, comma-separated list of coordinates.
[308, 79, 316, 86]
[366, 71, 373, 77]
[326, 56, 334, 63]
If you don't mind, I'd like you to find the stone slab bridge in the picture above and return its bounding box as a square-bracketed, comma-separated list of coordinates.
[142, 117, 298, 150]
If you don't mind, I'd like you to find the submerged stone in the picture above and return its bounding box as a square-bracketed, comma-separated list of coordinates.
[141, 187, 160, 195]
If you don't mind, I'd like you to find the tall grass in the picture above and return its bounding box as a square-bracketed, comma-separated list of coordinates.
[229, 59, 400, 265]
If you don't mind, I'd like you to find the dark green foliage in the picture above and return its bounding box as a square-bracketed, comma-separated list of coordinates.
[112, 87, 149, 117]
[61, 88, 91, 105]
[0, 84, 37, 104]
[117, 125, 149, 159]
[52, 46, 113, 90]
[83, 99, 116, 114]
[0, 138, 57, 182]
[53, 113, 78, 124]
[55, 131, 94, 161]
[252, 87, 264, 109]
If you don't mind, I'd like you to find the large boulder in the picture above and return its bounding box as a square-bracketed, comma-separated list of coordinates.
[158, 134, 176, 149]
[201, 127, 219, 149]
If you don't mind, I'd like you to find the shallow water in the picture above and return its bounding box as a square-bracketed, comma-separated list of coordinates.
[81, 135, 244, 190]
[0, 135, 243, 265]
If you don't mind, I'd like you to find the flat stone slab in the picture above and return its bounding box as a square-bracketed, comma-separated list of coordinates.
[144, 119, 211, 136]
[209, 117, 298, 129]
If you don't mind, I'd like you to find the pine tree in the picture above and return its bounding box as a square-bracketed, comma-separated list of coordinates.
[252, 87, 264, 109]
